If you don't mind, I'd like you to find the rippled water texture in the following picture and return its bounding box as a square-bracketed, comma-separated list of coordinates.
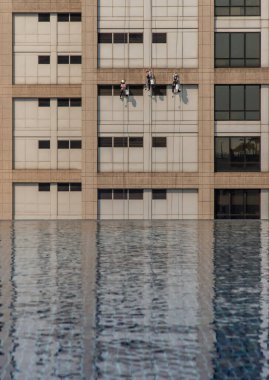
[0, 221, 269, 379]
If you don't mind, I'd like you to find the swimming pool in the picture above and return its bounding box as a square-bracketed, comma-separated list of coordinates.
[0, 220, 268, 379]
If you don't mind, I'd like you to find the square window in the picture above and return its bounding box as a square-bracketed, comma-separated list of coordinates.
[114, 137, 128, 148]
[57, 98, 70, 107]
[70, 183, 82, 191]
[98, 33, 113, 43]
[70, 98, 81, 107]
[129, 85, 144, 96]
[129, 189, 143, 200]
[70, 140, 82, 149]
[58, 140, 70, 149]
[58, 13, 69, 22]
[113, 33, 128, 43]
[70, 56, 82, 64]
[38, 56, 50, 64]
[113, 189, 128, 200]
[70, 13, 81, 22]
[152, 33, 167, 43]
[38, 140, 50, 149]
[38, 183, 50, 191]
[129, 33, 143, 43]
[58, 183, 70, 191]
[98, 189, 112, 199]
[152, 189, 167, 200]
[129, 137, 143, 148]
[38, 98, 50, 107]
[38, 13, 50, 22]
[152, 137, 167, 148]
[98, 137, 113, 147]
[98, 85, 113, 96]
[58, 55, 69, 64]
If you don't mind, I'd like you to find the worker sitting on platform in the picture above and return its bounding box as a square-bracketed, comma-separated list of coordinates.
[172, 73, 181, 94]
[146, 70, 155, 91]
[120, 80, 128, 99]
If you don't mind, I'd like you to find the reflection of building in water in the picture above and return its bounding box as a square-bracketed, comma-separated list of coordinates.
[93, 221, 215, 379]
[213, 222, 269, 379]
[0, 221, 96, 380]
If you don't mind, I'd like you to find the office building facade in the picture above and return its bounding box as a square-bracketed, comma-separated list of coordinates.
[0, 0, 268, 219]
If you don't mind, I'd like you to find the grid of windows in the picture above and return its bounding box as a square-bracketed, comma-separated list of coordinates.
[215, 137, 260, 172]
[215, 33, 260, 68]
[98, 137, 143, 148]
[98, 85, 144, 96]
[98, 189, 144, 200]
[215, 85, 260, 121]
[215, 189, 260, 219]
[98, 33, 144, 44]
[215, 0, 260, 16]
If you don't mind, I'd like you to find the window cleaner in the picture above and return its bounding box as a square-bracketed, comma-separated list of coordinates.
[145, 70, 155, 91]
[172, 73, 181, 94]
[120, 80, 128, 99]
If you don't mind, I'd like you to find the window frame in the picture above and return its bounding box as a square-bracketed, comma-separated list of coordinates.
[215, 0, 261, 17]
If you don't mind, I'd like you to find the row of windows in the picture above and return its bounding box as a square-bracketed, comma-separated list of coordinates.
[38, 13, 81, 22]
[38, 98, 81, 107]
[38, 140, 81, 149]
[98, 33, 166, 44]
[38, 56, 82, 65]
[99, 85, 167, 97]
[38, 183, 82, 191]
[98, 189, 167, 200]
[98, 137, 167, 148]
[215, 0, 260, 16]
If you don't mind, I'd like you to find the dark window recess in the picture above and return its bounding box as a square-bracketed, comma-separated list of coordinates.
[98, 189, 112, 199]
[215, 137, 260, 172]
[70, 140, 82, 149]
[114, 137, 128, 148]
[70, 183, 82, 191]
[38, 13, 50, 22]
[215, 32, 260, 68]
[129, 189, 144, 200]
[58, 183, 70, 191]
[215, 85, 260, 121]
[58, 55, 69, 64]
[113, 189, 128, 200]
[129, 33, 143, 43]
[58, 140, 70, 149]
[70, 55, 82, 64]
[38, 183, 50, 191]
[98, 85, 113, 96]
[152, 189, 167, 200]
[152, 33, 167, 43]
[215, 0, 260, 17]
[38, 140, 50, 149]
[38, 55, 50, 64]
[57, 98, 70, 107]
[113, 86, 121, 97]
[129, 85, 144, 96]
[98, 137, 112, 147]
[38, 98, 50, 107]
[152, 85, 167, 96]
[98, 33, 113, 43]
[129, 137, 143, 148]
[70, 13, 81, 22]
[58, 13, 69, 22]
[152, 137, 167, 148]
[113, 33, 128, 43]
[215, 189, 260, 219]
[70, 98, 81, 107]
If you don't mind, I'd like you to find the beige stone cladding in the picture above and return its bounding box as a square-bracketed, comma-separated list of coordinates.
[0, 0, 268, 219]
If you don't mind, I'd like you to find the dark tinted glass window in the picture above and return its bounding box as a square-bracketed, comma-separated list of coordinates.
[70, 56, 82, 64]
[58, 183, 69, 191]
[98, 189, 112, 199]
[98, 33, 113, 43]
[129, 85, 144, 96]
[38, 14, 50, 22]
[113, 189, 128, 200]
[70, 183, 82, 191]
[152, 33, 167, 43]
[152, 137, 167, 148]
[70, 98, 81, 107]
[215, 32, 260, 67]
[38, 98, 50, 107]
[98, 137, 113, 147]
[114, 137, 128, 148]
[38, 56, 50, 64]
[215, 85, 260, 121]
[70, 13, 81, 22]
[215, 137, 260, 172]
[98, 85, 113, 96]
[215, 0, 260, 16]
[113, 33, 128, 43]
[38, 183, 50, 191]
[58, 13, 69, 22]
[129, 189, 144, 200]
[57, 98, 69, 107]
[70, 140, 82, 149]
[152, 86, 167, 96]
[57, 140, 69, 149]
[38, 140, 50, 149]
[215, 189, 260, 219]
[58, 55, 69, 64]
[129, 137, 143, 148]
[129, 33, 143, 43]
[152, 189, 167, 200]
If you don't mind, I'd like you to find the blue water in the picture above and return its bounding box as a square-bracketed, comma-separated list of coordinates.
[0, 221, 269, 379]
